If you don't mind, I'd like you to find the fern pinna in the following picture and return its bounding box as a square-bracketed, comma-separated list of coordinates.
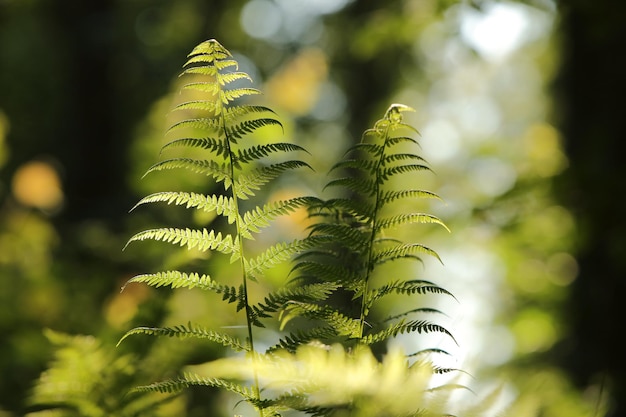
[120, 39, 318, 416]
[278, 104, 456, 356]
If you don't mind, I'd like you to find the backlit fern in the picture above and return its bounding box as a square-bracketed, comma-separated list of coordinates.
[279, 104, 455, 354]
[121, 39, 316, 415]
[121, 40, 459, 417]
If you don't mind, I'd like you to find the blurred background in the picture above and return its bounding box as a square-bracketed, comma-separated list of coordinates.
[1, 0, 625, 416]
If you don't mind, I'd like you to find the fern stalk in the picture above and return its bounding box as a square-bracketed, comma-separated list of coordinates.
[357, 117, 390, 340]
[221, 114, 265, 416]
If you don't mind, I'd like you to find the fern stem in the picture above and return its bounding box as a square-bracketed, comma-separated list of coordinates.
[358, 121, 391, 341]
[222, 119, 265, 417]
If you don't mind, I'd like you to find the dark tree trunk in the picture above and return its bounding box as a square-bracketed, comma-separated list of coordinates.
[555, 1, 626, 414]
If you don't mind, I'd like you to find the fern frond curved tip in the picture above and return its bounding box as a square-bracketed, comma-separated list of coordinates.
[116, 323, 246, 351]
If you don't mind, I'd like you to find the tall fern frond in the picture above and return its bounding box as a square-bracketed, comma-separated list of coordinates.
[124, 39, 317, 417]
[286, 104, 453, 355]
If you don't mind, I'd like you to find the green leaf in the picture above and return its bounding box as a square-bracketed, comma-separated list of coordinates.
[125, 227, 239, 255]
[376, 213, 450, 233]
[372, 243, 442, 265]
[144, 158, 231, 188]
[117, 323, 246, 351]
[226, 117, 284, 139]
[130, 192, 237, 223]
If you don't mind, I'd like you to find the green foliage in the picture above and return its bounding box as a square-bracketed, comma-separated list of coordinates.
[119, 39, 458, 416]
[28, 330, 179, 417]
[280, 104, 454, 353]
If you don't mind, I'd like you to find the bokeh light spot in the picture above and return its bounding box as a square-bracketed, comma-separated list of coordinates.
[240, 0, 283, 40]
[12, 160, 64, 212]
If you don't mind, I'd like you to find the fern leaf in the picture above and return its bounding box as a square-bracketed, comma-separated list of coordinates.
[181, 81, 220, 95]
[144, 158, 231, 188]
[379, 189, 441, 206]
[220, 87, 262, 104]
[160, 137, 228, 158]
[132, 373, 255, 398]
[117, 323, 246, 351]
[349, 142, 384, 157]
[330, 158, 378, 175]
[385, 135, 421, 147]
[235, 143, 309, 165]
[289, 261, 364, 295]
[252, 282, 341, 318]
[245, 237, 324, 279]
[376, 213, 450, 233]
[268, 327, 339, 353]
[383, 152, 427, 165]
[372, 243, 442, 265]
[235, 160, 312, 199]
[225, 105, 277, 120]
[380, 164, 430, 181]
[170, 100, 218, 114]
[323, 177, 377, 197]
[167, 117, 222, 135]
[384, 307, 449, 323]
[122, 270, 237, 295]
[307, 223, 370, 250]
[366, 280, 456, 307]
[240, 197, 320, 238]
[125, 228, 239, 255]
[226, 117, 283, 140]
[362, 319, 455, 345]
[130, 192, 237, 223]
[282, 302, 360, 338]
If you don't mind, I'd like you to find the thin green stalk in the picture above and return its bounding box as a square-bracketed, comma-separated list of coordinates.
[222, 120, 264, 417]
[358, 121, 391, 340]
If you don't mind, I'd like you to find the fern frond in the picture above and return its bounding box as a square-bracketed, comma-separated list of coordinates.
[225, 105, 277, 120]
[226, 117, 283, 140]
[380, 163, 431, 181]
[160, 137, 228, 158]
[234, 160, 312, 199]
[131, 373, 255, 399]
[372, 243, 441, 265]
[330, 158, 379, 175]
[245, 237, 325, 279]
[384, 135, 420, 147]
[144, 158, 231, 187]
[349, 142, 384, 157]
[167, 117, 222, 135]
[252, 282, 341, 319]
[117, 323, 246, 351]
[220, 87, 262, 104]
[181, 81, 220, 95]
[323, 177, 377, 197]
[290, 261, 361, 287]
[240, 197, 320, 238]
[235, 143, 308, 165]
[384, 307, 449, 323]
[170, 100, 217, 114]
[185, 39, 232, 64]
[366, 280, 456, 307]
[314, 198, 374, 223]
[379, 189, 441, 205]
[307, 223, 370, 250]
[125, 228, 239, 255]
[362, 319, 455, 345]
[122, 270, 237, 295]
[376, 213, 450, 233]
[131, 192, 237, 223]
[269, 328, 339, 353]
[383, 152, 428, 165]
[282, 303, 360, 338]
